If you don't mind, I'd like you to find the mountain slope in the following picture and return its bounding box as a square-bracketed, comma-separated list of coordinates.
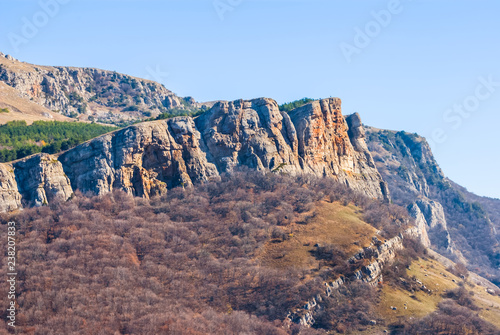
[0, 52, 205, 125]
[366, 128, 500, 285]
[2, 171, 498, 334]
[452, 180, 500, 233]
[0, 81, 72, 124]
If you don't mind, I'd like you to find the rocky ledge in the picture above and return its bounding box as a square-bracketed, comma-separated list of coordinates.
[287, 228, 420, 327]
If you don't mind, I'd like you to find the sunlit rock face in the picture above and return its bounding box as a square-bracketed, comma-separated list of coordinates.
[0, 97, 389, 211]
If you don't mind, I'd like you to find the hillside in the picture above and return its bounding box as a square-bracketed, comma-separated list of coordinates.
[451, 180, 500, 233]
[366, 128, 500, 286]
[0, 53, 207, 125]
[0, 82, 72, 125]
[0, 120, 116, 162]
[1, 171, 498, 334]
[0, 52, 499, 334]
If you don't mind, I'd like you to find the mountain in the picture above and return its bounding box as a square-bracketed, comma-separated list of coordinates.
[1, 54, 500, 334]
[366, 128, 500, 285]
[0, 97, 388, 212]
[1, 69, 498, 285]
[0, 52, 207, 125]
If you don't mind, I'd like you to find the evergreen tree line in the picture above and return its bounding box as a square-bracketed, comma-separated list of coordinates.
[0, 120, 116, 162]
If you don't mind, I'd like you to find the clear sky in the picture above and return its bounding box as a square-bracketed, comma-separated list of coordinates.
[1, 0, 499, 199]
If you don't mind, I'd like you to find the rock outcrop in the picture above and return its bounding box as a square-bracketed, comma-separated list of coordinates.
[196, 97, 388, 200]
[288, 228, 419, 326]
[195, 98, 300, 174]
[407, 203, 432, 247]
[58, 117, 218, 197]
[12, 154, 73, 207]
[0, 164, 22, 212]
[0, 97, 388, 212]
[0, 154, 72, 210]
[287, 100, 388, 200]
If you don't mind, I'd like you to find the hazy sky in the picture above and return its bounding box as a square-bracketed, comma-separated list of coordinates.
[1, 0, 499, 198]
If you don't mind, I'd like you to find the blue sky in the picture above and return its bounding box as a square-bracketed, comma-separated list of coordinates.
[1, 0, 500, 198]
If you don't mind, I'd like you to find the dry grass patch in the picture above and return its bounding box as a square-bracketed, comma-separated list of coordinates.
[378, 258, 458, 323]
[378, 257, 500, 327]
[257, 201, 377, 272]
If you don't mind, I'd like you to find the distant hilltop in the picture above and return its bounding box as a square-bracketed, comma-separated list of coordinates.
[0, 52, 210, 125]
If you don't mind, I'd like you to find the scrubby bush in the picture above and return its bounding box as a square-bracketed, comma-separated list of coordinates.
[279, 98, 315, 113]
[313, 282, 378, 332]
[443, 286, 478, 310]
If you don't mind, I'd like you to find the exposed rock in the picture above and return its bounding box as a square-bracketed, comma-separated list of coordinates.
[408, 203, 432, 247]
[0, 164, 22, 212]
[195, 97, 388, 200]
[13, 154, 73, 207]
[416, 198, 447, 229]
[366, 128, 495, 272]
[288, 99, 388, 200]
[408, 198, 452, 250]
[345, 112, 368, 152]
[288, 229, 417, 327]
[0, 97, 389, 211]
[195, 98, 300, 173]
[366, 128, 434, 198]
[58, 118, 218, 198]
[366, 130, 454, 249]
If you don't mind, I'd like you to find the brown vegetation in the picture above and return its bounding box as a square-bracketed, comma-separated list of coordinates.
[1, 171, 492, 334]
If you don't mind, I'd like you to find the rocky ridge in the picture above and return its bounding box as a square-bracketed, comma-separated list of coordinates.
[0, 97, 389, 211]
[366, 128, 499, 278]
[0, 53, 202, 124]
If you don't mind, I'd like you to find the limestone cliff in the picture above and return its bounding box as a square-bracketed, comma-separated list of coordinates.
[195, 98, 301, 174]
[407, 203, 432, 248]
[58, 117, 218, 197]
[13, 154, 73, 207]
[0, 97, 388, 211]
[0, 154, 72, 210]
[0, 164, 21, 212]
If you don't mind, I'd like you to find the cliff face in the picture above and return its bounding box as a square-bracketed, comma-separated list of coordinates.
[194, 98, 388, 199]
[0, 53, 198, 124]
[0, 164, 21, 212]
[58, 117, 218, 197]
[0, 97, 388, 211]
[195, 98, 300, 174]
[288, 102, 388, 199]
[197, 97, 388, 200]
[366, 128, 499, 279]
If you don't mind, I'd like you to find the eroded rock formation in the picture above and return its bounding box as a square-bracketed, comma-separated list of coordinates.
[0, 97, 389, 212]
[288, 228, 420, 327]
